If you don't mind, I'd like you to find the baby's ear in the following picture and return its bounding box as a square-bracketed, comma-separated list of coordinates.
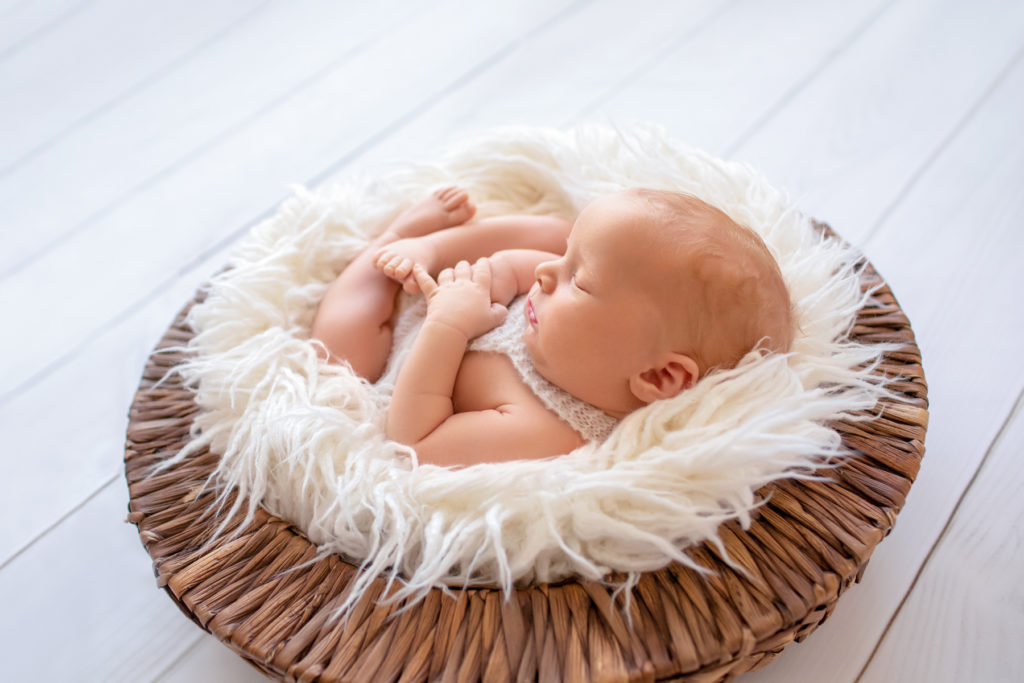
[629, 353, 700, 404]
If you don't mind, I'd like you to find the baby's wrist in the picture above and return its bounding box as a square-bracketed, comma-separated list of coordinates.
[421, 316, 473, 345]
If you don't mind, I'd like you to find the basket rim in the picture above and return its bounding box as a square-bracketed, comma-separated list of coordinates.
[124, 226, 927, 682]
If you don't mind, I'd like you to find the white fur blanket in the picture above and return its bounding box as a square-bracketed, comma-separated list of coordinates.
[174, 124, 890, 614]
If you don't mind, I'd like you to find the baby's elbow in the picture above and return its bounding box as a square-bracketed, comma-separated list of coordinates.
[388, 421, 458, 466]
[386, 423, 419, 450]
[410, 440, 465, 468]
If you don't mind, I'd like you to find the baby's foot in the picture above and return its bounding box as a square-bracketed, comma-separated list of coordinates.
[375, 187, 475, 292]
[375, 238, 436, 292]
[382, 186, 476, 240]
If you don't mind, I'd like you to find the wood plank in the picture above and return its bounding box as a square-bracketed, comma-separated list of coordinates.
[156, 634, 263, 683]
[586, 0, 893, 156]
[0, 238, 228, 564]
[743, 21, 1024, 683]
[0, 0, 576, 397]
[0, 0, 86, 57]
[0, 0, 423, 276]
[0, 0, 267, 172]
[730, 0, 1024, 246]
[859, 395, 1024, 682]
[357, 0, 888, 173]
[357, 0, 729, 167]
[0, 0, 577, 401]
[0, 478, 203, 681]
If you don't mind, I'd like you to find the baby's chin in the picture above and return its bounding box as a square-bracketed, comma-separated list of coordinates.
[521, 327, 545, 373]
[522, 332, 610, 413]
[522, 328, 559, 385]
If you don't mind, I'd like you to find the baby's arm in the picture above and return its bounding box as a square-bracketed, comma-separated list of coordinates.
[376, 215, 570, 292]
[388, 259, 582, 466]
[387, 260, 506, 447]
[437, 214, 570, 261]
[487, 248, 558, 304]
[412, 399, 584, 467]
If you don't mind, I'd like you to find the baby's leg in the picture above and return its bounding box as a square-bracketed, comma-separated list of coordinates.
[311, 187, 475, 381]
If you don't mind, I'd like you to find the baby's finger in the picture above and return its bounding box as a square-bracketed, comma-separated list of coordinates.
[489, 302, 508, 327]
[472, 257, 491, 286]
[437, 267, 455, 285]
[453, 260, 472, 280]
[402, 275, 421, 294]
[411, 265, 437, 296]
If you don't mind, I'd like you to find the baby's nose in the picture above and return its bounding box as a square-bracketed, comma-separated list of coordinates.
[535, 261, 556, 292]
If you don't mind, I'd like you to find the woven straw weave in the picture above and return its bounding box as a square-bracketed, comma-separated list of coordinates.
[125, 233, 927, 682]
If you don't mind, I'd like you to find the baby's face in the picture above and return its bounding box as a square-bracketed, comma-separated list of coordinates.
[523, 193, 677, 416]
[524, 189, 793, 417]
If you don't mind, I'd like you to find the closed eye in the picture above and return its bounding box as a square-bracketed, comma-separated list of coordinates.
[571, 274, 589, 293]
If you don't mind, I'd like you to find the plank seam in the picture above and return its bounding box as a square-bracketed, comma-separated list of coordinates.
[0, 1, 401, 281]
[568, 0, 742, 123]
[0, 0, 595, 408]
[0, 0, 275, 179]
[306, 0, 595, 190]
[0, 0, 93, 63]
[861, 40, 1024, 247]
[853, 384, 1024, 682]
[149, 631, 206, 683]
[724, 0, 895, 158]
[0, 472, 118, 570]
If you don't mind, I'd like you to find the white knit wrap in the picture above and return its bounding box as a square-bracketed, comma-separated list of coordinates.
[380, 296, 619, 443]
[173, 124, 894, 614]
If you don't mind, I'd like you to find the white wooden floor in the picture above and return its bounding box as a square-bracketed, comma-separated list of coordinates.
[2, 1, 1022, 680]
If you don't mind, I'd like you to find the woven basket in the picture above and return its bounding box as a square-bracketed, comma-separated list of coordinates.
[125, 229, 927, 682]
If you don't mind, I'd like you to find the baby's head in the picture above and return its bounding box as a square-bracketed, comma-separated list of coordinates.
[524, 188, 793, 418]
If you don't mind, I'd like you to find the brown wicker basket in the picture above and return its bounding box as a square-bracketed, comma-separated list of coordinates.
[125, 232, 927, 682]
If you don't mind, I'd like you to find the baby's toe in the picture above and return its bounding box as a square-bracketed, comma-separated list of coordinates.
[395, 258, 414, 278]
[441, 188, 466, 209]
[435, 186, 459, 202]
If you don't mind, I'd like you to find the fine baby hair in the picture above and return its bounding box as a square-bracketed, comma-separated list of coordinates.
[611, 187, 794, 375]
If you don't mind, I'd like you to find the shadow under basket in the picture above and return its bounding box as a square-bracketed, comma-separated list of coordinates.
[124, 232, 928, 682]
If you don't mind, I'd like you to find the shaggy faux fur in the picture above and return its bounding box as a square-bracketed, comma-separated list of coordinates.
[173, 124, 892, 614]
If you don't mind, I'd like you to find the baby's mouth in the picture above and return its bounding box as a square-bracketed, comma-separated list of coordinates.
[527, 298, 538, 326]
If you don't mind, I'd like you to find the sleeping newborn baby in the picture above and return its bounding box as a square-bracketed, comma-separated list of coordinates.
[312, 187, 793, 467]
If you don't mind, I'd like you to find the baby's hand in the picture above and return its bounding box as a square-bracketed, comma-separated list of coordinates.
[374, 237, 437, 294]
[413, 259, 507, 340]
